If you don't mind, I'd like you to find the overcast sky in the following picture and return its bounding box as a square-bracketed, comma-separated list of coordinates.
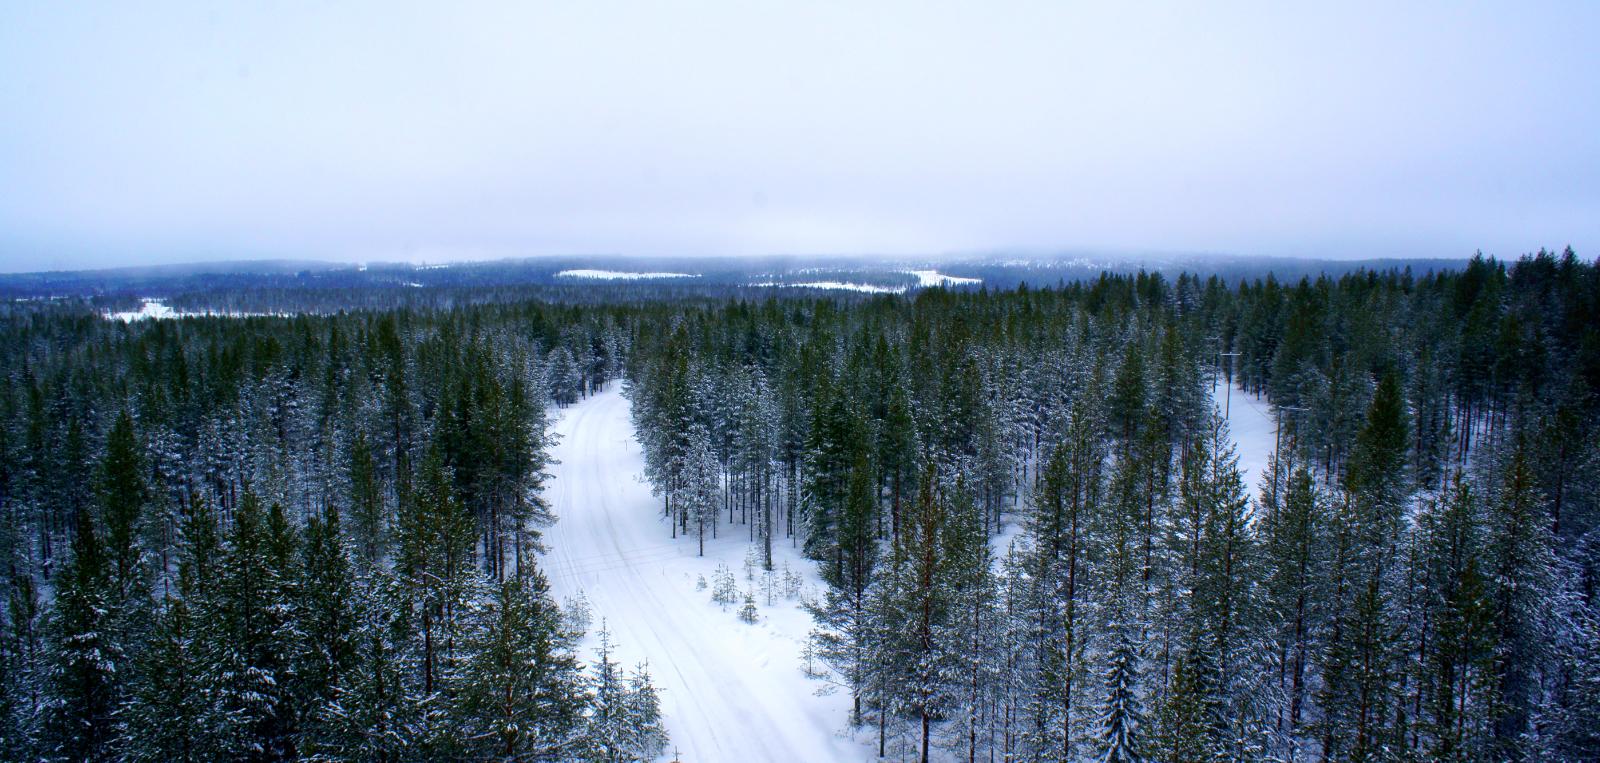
[2, 1, 1597, 271]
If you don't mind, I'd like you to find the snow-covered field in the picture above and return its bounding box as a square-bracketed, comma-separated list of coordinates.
[541, 386, 877, 762]
[106, 299, 286, 321]
[749, 269, 981, 294]
[556, 269, 698, 280]
[1211, 377, 1277, 498]
[905, 269, 981, 287]
[750, 280, 905, 294]
[107, 299, 179, 321]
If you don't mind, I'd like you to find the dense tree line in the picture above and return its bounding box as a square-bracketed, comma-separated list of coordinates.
[0, 250, 1595, 761]
[0, 304, 665, 761]
[626, 249, 1600, 761]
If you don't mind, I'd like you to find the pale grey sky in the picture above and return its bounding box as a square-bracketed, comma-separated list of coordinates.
[2, 1, 1597, 271]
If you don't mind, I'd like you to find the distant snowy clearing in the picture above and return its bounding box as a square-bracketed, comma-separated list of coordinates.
[750, 280, 905, 294]
[107, 299, 178, 321]
[905, 269, 982, 287]
[556, 269, 698, 280]
[750, 269, 981, 294]
[106, 299, 286, 321]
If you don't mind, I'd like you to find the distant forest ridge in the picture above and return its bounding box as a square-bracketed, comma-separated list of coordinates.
[0, 252, 1487, 312]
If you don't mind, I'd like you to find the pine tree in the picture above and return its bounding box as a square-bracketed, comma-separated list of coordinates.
[1260, 463, 1324, 748]
[348, 433, 384, 566]
[1318, 371, 1411, 761]
[1020, 396, 1102, 761]
[586, 622, 628, 762]
[621, 661, 669, 762]
[1160, 410, 1260, 760]
[682, 423, 721, 557]
[122, 595, 211, 762]
[1097, 632, 1145, 763]
[808, 445, 879, 725]
[306, 587, 410, 763]
[872, 471, 976, 763]
[208, 489, 297, 760]
[293, 503, 359, 746]
[41, 508, 119, 763]
[396, 445, 476, 700]
[1416, 478, 1497, 760]
[99, 410, 147, 607]
[803, 388, 870, 563]
[738, 589, 760, 624]
[456, 570, 587, 760]
[1095, 435, 1153, 763]
[0, 567, 42, 759]
[1486, 441, 1561, 758]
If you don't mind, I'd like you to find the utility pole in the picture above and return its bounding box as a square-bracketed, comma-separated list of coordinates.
[1218, 351, 1241, 418]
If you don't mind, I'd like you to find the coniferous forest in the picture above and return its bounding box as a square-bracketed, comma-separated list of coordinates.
[1, 250, 1598, 762]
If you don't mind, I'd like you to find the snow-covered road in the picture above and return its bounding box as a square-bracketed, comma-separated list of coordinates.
[541, 385, 876, 762]
[1211, 377, 1278, 500]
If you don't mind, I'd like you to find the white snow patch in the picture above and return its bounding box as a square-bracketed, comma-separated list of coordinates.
[556, 269, 698, 281]
[1211, 378, 1277, 498]
[542, 386, 878, 761]
[107, 299, 177, 321]
[751, 281, 905, 294]
[105, 299, 288, 321]
[905, 269, 982, 288]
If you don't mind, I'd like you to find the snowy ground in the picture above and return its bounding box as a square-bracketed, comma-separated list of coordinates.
[538, 380, 1275, 761]
[1210, 377, 1278, 501]
[108, 299, 178, 321]
[748, 270, 980, 294]
[904, 269, 981, 288]
[750, 280, 905, 294]
[540, 385, 878, 762]
[106, 299, 286, 321]
[556, 269, 698, 280]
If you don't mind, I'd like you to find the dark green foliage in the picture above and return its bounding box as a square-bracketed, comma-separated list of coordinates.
[0, 252, 1593, 761]
[455, 571, 586, 760]
[41, 509, 118, 762]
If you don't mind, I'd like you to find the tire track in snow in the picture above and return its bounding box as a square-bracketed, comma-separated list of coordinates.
[540, 385, 875, 762]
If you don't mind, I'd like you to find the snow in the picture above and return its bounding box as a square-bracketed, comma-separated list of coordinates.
[750, 281, 905, 294]
[748, 270, 979, 293]
[105, 299, 288, 321]
[541, 385, 877, 762]
[108, 299, 178, 321]
[1211, 377, 1277, 498]
[904, 269, 982, 288]
[556, 269, 698, 280]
